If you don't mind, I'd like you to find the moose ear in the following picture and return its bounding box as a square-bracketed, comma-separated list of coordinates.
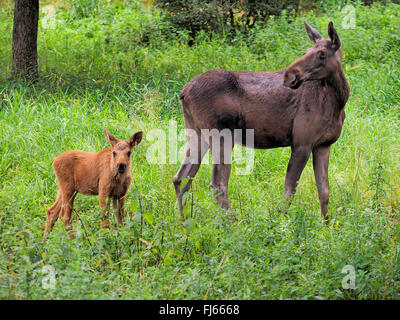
[104, 128, 118, 147]
[328, 21, 341, 51]
[129, 131, 143, 147]
[304, 21, 322, 43]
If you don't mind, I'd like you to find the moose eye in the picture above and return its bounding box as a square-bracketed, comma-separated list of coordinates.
[112, 151, 116, 157]
[319, 51, 327, 59]
[127, 151, 131, 157]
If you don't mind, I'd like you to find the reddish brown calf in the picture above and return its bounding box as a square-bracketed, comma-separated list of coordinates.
[43, 128, 142, 240]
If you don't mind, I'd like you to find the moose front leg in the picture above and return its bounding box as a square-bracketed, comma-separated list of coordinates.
[282, 145, 312, 212]
[312, 144, 331, 221]
[112, 196, 126, 227]
[99, 190, 111, 229]
[210, 163, 232, 210]
[118, 196, 126, 222]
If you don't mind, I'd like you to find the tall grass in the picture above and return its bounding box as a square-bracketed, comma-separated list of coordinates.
[0, 1, 399, 299]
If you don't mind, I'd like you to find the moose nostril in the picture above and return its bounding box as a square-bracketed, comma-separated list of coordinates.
[118, 164, 126, 173]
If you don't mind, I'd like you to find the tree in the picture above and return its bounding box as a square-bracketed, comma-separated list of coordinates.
[12, 0, 39, 81]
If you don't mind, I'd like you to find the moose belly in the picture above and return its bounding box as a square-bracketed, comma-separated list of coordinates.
[237, 103, 294, 149]
[77, 185, 98, 196]
[234, 126, 292, 149]
[208, 104, 293, 149]
[75, 179, 99, 195]
[253, 133, 291, 149]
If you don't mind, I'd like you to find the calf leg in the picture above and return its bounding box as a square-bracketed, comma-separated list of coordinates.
[119, 196, 126, 222]
[99, 190, 111, 229]
[59, 190, 76, 238]
[173, 130, 209, 221]
[43, 191, 62, 240]
[312, 144, 331, 222]
[282, 145, 312, 212]
[113, 196, 126, 227]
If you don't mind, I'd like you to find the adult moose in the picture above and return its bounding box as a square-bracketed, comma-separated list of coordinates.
[173, 22, 349, 222]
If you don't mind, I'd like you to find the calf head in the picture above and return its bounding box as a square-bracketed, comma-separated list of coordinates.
[283, 21, 341, 89]
[104, 128, 143, 175]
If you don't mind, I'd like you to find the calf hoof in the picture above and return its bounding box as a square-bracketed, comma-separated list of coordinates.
[100, 220, 111, 229]
[230, 213, 238, 224]
[277, 206, 288, 215]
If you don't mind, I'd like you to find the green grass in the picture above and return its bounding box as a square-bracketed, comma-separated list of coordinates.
[0, 1, 399, 299]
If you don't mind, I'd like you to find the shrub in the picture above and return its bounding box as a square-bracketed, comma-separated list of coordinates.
[154, 0, 300, 39]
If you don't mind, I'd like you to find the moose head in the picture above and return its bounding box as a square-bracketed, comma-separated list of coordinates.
[283, 22, 342, 89]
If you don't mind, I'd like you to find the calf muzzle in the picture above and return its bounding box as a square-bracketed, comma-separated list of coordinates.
[118, 163, 126, 174]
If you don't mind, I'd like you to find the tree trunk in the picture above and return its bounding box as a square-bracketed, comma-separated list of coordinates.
[12, 0, 39, 81]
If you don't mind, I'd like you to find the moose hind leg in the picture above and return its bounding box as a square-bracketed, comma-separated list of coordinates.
[43, 192, 62, 240]
[59, 191, 77, 238]
[209, 132, 236, 221]
[173, 131, 209, 221]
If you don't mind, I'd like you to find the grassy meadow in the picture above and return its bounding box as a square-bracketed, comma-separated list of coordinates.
[0, 1, 399, 299]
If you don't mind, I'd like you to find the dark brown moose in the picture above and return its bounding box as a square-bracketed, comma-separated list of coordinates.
[173, 22, 350, 222]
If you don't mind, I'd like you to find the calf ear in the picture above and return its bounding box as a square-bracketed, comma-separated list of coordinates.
[328, 21, 341, 51]
[129, 131, 143, 147]
[104, 128, 118, 146]
[304, 21, 322, 43]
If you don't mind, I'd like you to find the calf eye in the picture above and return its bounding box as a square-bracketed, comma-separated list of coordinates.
[112, 151, 116, 157]
[319, 51, 327, 59]
[127, 151, 131, 157]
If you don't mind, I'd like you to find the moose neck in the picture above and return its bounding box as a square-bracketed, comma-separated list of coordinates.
[325, 63, 350, 109]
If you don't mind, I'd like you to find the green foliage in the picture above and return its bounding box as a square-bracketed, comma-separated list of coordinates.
[0, 1, 399, 299]
[154, 0, 400, 38]
[154, 0, 301, 37]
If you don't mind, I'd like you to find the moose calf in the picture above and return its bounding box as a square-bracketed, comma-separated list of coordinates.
[43, 128, 143, 240]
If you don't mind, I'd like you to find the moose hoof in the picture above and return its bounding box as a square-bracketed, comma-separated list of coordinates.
[322, 214, 330, 225]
